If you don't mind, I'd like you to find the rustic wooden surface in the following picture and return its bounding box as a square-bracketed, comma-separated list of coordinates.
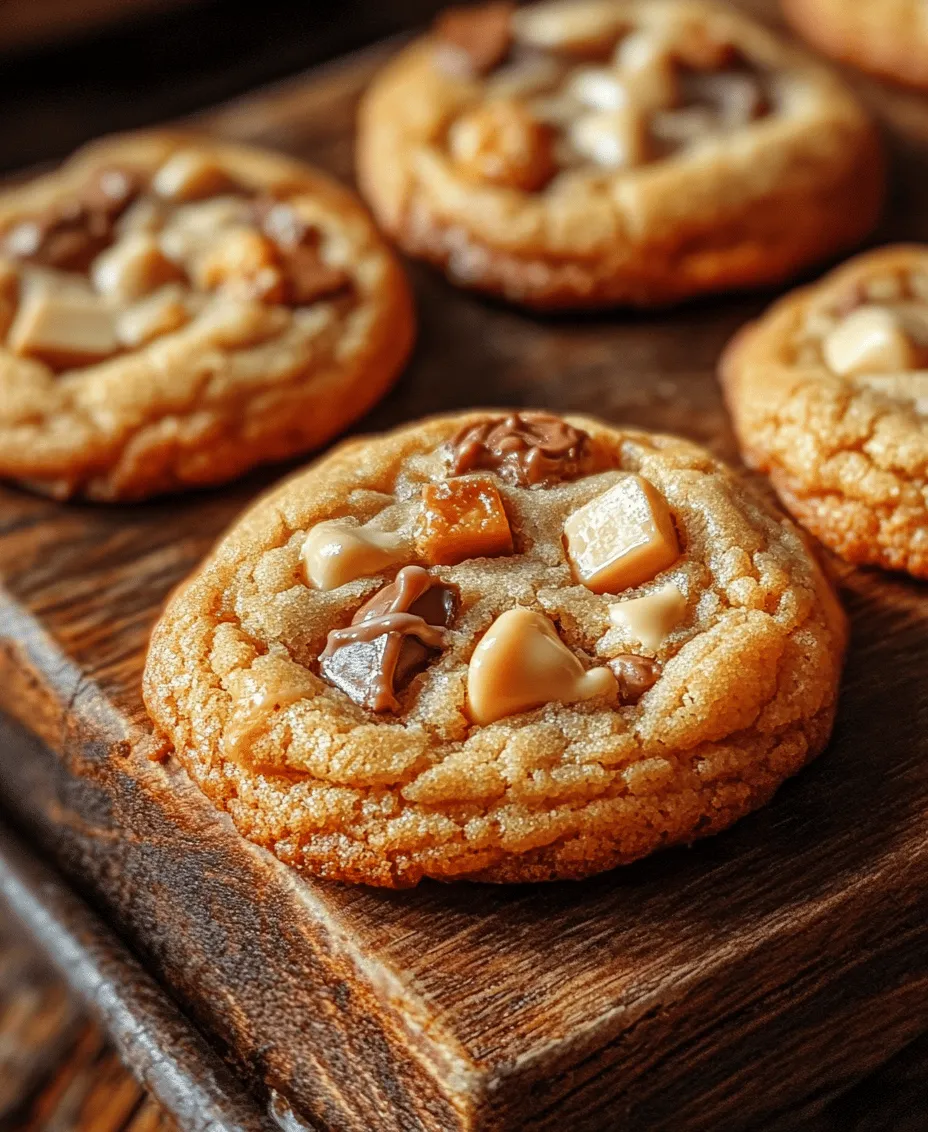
[2, 2, 928, 1129]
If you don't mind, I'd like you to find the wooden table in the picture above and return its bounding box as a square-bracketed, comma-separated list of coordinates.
[2, 2, 928, 1129]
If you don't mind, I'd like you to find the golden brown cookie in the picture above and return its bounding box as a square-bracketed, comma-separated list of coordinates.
[782, 0, 928, 89]
[0, 132, 414, 501]
[356, 0, 883, 310]
[143, 410, 847, 887]
[722, 246, 928, 579]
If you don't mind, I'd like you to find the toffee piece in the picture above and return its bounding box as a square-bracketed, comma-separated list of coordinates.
[450, 410, 591, 485]
[320, 566, 457, 712]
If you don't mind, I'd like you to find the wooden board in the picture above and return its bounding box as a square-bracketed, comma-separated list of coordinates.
[2, 4, 928, 1129]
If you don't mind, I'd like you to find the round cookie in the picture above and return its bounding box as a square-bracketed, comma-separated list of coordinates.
[721, 245, 928, 579]
[782, 0, 928, 90]
[356, 0, 883, 309]
[0, 131, 414, 501]
[144, 410, 847, 887]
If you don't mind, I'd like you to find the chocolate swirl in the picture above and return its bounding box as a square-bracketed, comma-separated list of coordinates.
[450, 411, 591, 486]
[320, 566, 457, 713]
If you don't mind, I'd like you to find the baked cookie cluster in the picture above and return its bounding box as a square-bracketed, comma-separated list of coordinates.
[723, 246, 928, 579]
[144, 411, 847, 887]
[0, 133, 413, 500]
[357, 0, 883, 308]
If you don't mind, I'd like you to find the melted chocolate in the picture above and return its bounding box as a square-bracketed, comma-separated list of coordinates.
[450, 412, 591, 486]
[3, 166, 142, 272]
[610, 654, 661, 703]
[253, 196, 352, 305]
[320, 566, 457, 713]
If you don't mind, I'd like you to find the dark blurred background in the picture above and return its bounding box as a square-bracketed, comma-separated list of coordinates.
[0, 0, 446, 172]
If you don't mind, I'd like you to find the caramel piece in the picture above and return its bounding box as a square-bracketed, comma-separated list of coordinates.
[435, 2, 514, 76]
[116, 285, 191, 348]
[564, 474, 679, 595]
[609, 653, 661, 703]
[609, 581, 685, 650]
[194, 227, 285, 303]
[449, 100, 557, 192]
[823, 306, 918, 376]
[152, 150, 236, 202]
[569, 107, 650, 168]
[450, 411, 591, 485]
[416, 476, 513, 566]
[8, 283, 118, 370]
[91, 232, 183, 302]
[302, 521, 410, 591]
[466, 607, 616, 725]
[320, 566, 456, 712]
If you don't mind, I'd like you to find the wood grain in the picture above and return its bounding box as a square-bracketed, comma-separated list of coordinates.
[1, 4, 928, 1130]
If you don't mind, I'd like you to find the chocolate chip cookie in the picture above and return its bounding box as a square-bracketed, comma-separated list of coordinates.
[783, 0, 928, 90]
[144, 411, 847, 886]
[356, 0, 883, 309]
[722, 245, 928, 579]
[0, 131, 414, 500]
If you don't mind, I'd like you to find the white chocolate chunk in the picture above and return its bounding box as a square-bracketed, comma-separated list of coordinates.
[569, 108, 649, 168]
[152, 149, 235, 202]
[823, 306, 917, 376]
[91, 232, 183, 302]
[7, 283, 118, 369]
[566, 66, 630, 111]
[466, 607, 616, 725]
[564, 474, 680, 595]
[609, 581, 686, 650]
[117, 285, 191, 347]
[512, 1, 625, 55]
[302, 521, 410, 591]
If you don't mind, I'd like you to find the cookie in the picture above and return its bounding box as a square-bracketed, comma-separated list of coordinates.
[356, 0, 883, 309]
[0, 131, 414, 501]
[721, 245, 928, 579]
[782, 0, 928, 90]
[143, 410, 847, 887]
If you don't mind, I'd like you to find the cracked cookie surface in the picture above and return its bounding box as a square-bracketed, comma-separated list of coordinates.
[722, 245, 928, 579]
[0, 131, 414, 501]
[143, 411, 847, 887]
[356, 0, 883, 309]
[783, 0, 928, 90]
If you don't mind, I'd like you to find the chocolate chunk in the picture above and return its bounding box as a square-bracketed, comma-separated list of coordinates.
[609, 654, 661, 703]
[435, 2, 514, 76]
[450, 411, 591, 486]
[320, 566, 457, 712]
[254, 197, 352, 305]
[2, 165, 142, 272]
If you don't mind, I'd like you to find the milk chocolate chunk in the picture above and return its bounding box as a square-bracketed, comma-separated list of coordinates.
[3, 166, 141, 272]
[435, 2, 514, 76]
[320, 566, 457, 712]
[609, 653, 660, 703]
[254, 198, 351, 305]
[450, 411, 590, 486]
